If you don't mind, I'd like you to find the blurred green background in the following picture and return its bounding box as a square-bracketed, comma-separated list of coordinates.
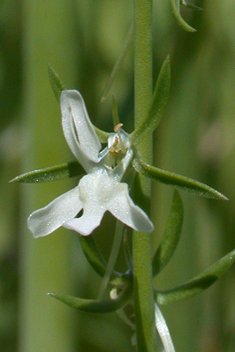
[1, 0, 235, 351]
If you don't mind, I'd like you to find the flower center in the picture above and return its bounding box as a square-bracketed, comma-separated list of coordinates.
[108, 128, 130, 156]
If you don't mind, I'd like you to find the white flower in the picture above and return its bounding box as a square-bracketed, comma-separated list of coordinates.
[27, 90, 154, 237]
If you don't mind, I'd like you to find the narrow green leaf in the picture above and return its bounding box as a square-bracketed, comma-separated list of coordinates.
[48, 284, 132, 313]
[101, 21, 134, 102]
[131, 56, 171, 144]
[171, 0, 197, 32]
[79, 235, 107, 277]
[48, 64, 66, 102]
[152, 190, 184, 277]
[79, 235, 132, 286]
[112, 96, 120, 128]
[9, 161, 83, 183]
[155, 249, 235, 305]
[180, 0, 203, 11]
[132, 158, 228, 200]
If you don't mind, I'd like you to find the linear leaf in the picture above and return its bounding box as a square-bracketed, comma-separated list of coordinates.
[171, 0, 197, 32]
[10, 161, 83, 183]
[79, 236, 122, 280]
[79, 235, 132, 286]
[152, 190, 184, 276]
[48, 284, 132, 313]
[101, 21, 134, 102]
[155, 249, 235, 305]
[133, 158, 228, 200]
[131, 56, 171, 144]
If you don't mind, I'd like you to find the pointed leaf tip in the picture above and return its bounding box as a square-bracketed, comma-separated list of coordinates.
[10, 161, 83, 183]
[155, 249, 235, 305]
[171, 0, 197, 32]
[48, 285, 132, 313]
[48, 64, 66, 102]
[133, 158, 228, 200]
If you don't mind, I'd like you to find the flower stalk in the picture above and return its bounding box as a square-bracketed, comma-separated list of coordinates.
[132, 0, 159, 350]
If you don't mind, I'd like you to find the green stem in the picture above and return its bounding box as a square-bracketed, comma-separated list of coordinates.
[133, 0, 158, 350]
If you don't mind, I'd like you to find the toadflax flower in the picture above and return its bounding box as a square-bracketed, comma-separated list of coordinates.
[27, 90, 154, 237]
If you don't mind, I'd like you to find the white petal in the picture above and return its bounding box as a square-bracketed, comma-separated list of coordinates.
[63, 207, 105, 236]
[60, 90, 101, 169]
[106, 181, 154, 233]
[27, 186, 82, 238]
[155, 303, 176, 352]
[78, 172, 153, 233]
[63, 172, 107, 235]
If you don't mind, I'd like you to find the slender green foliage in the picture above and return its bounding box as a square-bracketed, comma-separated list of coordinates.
[48, 283, 132, 313]
[131, 55, 171, 144]
[171, 0, 196, 32]
[152, 190, 184, 277]
[155, 249, 235, 304]
[133, 158, 228, 200]
[10, 161, 83, 183]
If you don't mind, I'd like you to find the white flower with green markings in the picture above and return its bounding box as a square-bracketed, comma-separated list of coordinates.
[27, 90, 154, 237]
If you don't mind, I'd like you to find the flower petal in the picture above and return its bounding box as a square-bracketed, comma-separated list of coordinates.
[155, 303, 176, 352]
[106, 181, 154, 233]
[27, 186, 82, 238]
[63, 207, 105, 236]
[61, 90, 101, 169]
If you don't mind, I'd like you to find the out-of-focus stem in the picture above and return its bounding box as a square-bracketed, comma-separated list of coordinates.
[19, 1, 77, 351]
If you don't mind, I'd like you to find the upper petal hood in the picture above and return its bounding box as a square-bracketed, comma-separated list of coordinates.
[60, 90, 101, 171]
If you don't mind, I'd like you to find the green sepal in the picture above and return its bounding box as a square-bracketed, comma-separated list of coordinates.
[171, 0, 197, 32]
[152, 190, 184, 277]
[154, 249, 235, 305]
[48, 64, 66, 102]
[9, 161, 83, 183]
[48, 284, 132, 313]
[180, 0, 203, 11]
[132, 158, 228, 200]
[131, 56, 171, 144]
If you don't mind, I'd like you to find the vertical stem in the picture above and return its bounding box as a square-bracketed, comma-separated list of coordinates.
[133, 0, 158, 351]
[19, 1, 77, 351]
